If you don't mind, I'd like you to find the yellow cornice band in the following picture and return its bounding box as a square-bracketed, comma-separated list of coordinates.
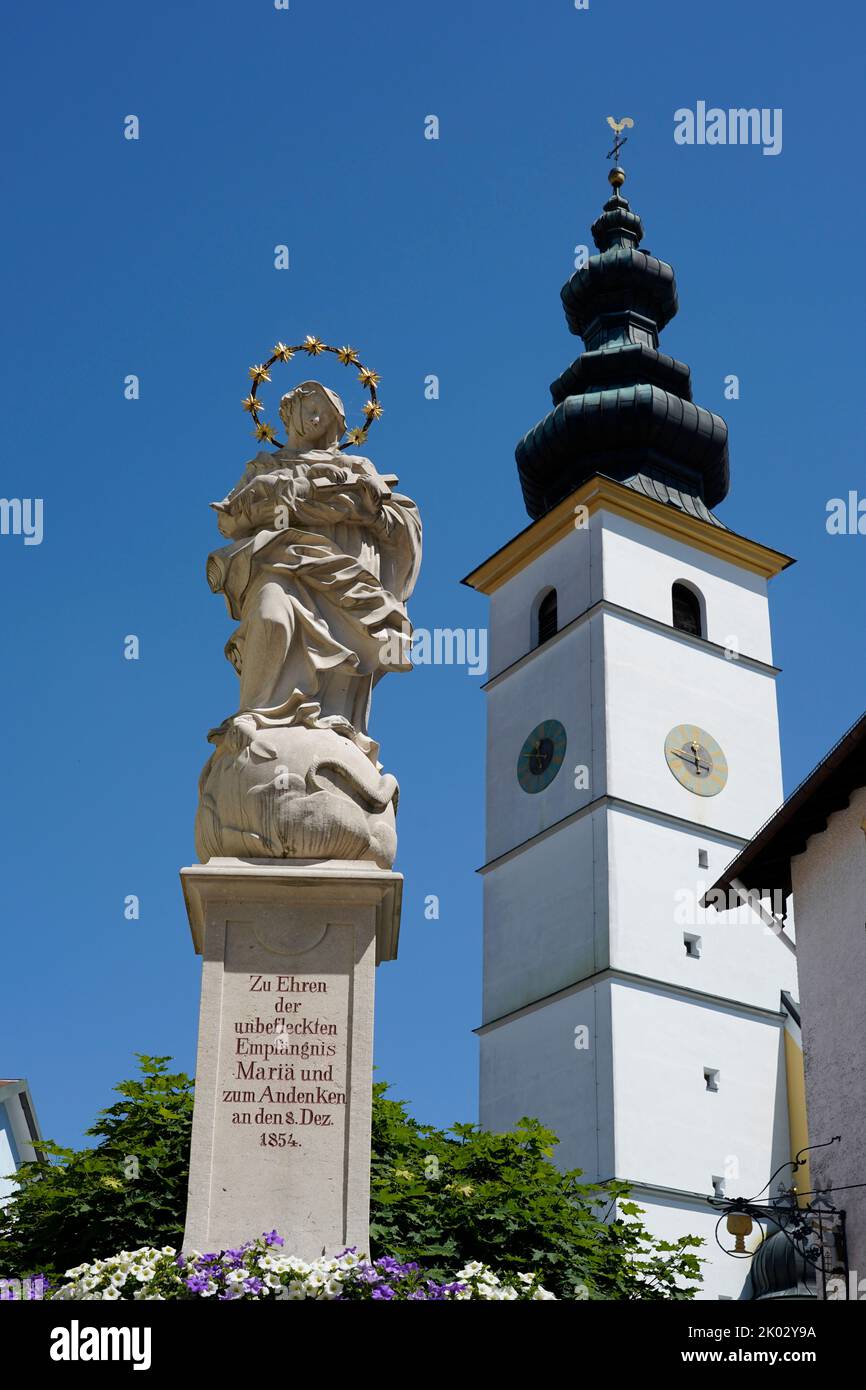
[462, 477, 795, 594]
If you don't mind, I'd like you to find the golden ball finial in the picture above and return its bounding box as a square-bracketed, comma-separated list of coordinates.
[608, 165, 626, 189]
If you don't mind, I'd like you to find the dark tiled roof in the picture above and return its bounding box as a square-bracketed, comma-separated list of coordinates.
[622, 473, 727, 528]
[514, 183, 729, 522]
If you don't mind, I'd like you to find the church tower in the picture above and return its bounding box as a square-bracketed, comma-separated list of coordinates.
[464, 156, 799, 1299]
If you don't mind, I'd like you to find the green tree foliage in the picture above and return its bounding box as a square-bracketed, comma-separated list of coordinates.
[370, 1083, 703, 1300]
[0, 1060, 702, 1298]
[0, 1056, 192, 1279]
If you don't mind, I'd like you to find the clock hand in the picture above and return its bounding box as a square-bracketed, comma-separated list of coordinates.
[673, 748, 711, 774]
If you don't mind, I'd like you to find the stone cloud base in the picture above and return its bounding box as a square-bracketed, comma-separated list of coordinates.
[179, 858, 402, 1259]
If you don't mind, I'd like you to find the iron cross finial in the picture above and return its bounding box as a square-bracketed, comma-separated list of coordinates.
[605, 115, 634, 164]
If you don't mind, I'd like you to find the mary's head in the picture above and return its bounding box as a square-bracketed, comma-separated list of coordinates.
[279, 381, 347, 451]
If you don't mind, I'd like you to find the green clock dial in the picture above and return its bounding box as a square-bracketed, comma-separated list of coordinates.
[664, 724, 728, 797]
[517, 719, 567, 794]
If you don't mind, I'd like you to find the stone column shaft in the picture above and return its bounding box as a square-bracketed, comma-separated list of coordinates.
[180, 857, 401, 1258]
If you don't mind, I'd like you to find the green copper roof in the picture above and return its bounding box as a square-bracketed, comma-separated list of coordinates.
[516, 181, 730, 522]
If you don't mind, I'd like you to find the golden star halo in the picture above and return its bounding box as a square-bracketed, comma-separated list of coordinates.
[240, 336, 384, 449]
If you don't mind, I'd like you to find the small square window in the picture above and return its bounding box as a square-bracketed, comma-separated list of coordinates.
[685, 934, 702, 959]
[698, 848, 709, 869]
[705, 1068, 720, 1093]
[712, 1175, 726, 1199]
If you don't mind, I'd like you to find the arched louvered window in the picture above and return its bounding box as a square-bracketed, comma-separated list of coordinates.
[672, 582, 703, 638]
[537, 589, 558, 646]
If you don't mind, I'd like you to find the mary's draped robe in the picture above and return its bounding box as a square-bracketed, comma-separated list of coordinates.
[207, 446, 422, 754]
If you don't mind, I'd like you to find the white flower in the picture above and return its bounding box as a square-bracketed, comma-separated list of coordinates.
[47, 1239, 557, 1304]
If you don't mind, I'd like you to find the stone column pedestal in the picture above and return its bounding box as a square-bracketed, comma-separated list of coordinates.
[179, 857, 402, 1259]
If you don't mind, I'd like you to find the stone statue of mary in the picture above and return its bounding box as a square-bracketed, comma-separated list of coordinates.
[195, 381, 422, 866]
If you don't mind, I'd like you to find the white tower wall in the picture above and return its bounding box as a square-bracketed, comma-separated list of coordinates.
[476, 502, 797, 1299]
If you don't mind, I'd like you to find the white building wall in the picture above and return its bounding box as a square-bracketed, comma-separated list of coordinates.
[603, 612, 784, 838]
[485, 613, 604, 863]
[479, 504, 795, 1299]
[482, 809, 608, 1022]
[790, 784, 866, 1292]
[0, 1082, 41, 1206]
[0, 1128, 17, 1205]
[610, 982, 791, 1197]
[479, 982, 614, 1180]
[607, 807, 797, 1011]
[598, 510, 775, 664]
[487, 520, 596, 677]
[626, 1196, 754, 1301]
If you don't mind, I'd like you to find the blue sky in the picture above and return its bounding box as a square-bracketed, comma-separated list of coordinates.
[1, 0, 863, 1147]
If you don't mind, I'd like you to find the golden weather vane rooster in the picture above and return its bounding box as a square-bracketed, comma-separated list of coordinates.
[605, 115, 634, 163]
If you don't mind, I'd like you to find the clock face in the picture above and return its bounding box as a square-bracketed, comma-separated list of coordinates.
[664, 724, 728, 797]
[517, 719, 567, 794]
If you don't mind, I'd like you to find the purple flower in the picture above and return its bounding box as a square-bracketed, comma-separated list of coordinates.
[174, 1254, 187, 1269]
[264, 1230, 285, 1247]
[244, 1276, 264, 1294]
[186, 1273, 211, 1293]
[371, 1285, 395, 1300]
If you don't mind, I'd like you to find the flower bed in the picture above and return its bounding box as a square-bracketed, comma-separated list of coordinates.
[46, 1231, 556, 1300]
